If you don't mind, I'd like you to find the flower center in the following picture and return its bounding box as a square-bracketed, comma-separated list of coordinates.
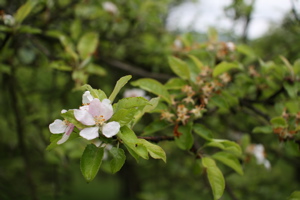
[94, 115, 106, 126]
[63, 120, 70, 126]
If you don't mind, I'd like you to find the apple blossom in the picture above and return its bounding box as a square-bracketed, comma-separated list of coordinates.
[74, 98, 120, 140]
[123, 88, 150, 100]
[102, 1, 119, 15]
[49, 110, 75, 144]
[246, 144, 271, 170]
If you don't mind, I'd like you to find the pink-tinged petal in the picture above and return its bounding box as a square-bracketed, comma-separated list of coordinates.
[102, 121, 120, 138]
[57, 133, 70, 144]
[65, 124, 75, 136]
[74, 109, 95, 125]
[88, 99, 102, 117]
[82, 91, 94, 104]
[80, 127, 100, 140]
[57, 124, 74, 144]
[49, 119, 67, 134]
[99, 99, 113, 120]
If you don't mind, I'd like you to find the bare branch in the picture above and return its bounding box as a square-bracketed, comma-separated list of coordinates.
[102, 58, 174, 81]
[138, 135, 174, 143]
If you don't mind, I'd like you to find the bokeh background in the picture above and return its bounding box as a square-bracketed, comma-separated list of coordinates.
[1, 0, 300, 199]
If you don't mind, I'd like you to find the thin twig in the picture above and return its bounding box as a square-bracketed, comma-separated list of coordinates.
[138, 135, 174, 143]
[8, 65, 38, 200]
[102, 58, 174, 80]
[225, 182, 239, 200]
[239, 99, 270, 121]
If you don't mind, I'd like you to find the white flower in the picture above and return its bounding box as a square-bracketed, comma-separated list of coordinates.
[102, 1, 119, 15]
[82, 91, 94, 104]
[92, 139, 113, 160]
[74, 98, 120, 140]
[173, 38, 183, 49]
[49, 110, 74, 144]
[247, 144, 271, 170]
[123, 88, 150, 100]
[226, 42, 235, 51]
[1, 14, 15, 26]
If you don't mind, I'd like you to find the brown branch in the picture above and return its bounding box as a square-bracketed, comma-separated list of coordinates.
[138, 135, 174, 143]
[102, 58, 174, 81]
[239, 99, 270, 121]
[8, 65, 38, 200]
[225, 182, 239, 200]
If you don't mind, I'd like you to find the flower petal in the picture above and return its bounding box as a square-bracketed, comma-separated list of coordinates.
[88, 99, 102, 117]
[74, 109, 95, 125]
[57, 133, 70, 144]
[57, 124, 74, 144]
[82, 91, 94, 104]
[102, 121, 120, 138]
[80, 127, 100, 140]
[49, 119, 67, 134]
[99, 99, 113, 120]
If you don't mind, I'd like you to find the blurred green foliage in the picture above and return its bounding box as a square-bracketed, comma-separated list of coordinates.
[1, 0, 300, 200]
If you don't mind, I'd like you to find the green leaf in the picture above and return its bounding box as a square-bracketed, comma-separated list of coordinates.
[131, 78, 171, 104]
[135, 143, 149, 160]
[46, 31, 79, 61]
[143, 120, 171, 135]
[113, 97, 150, 113]
[288, 191, 300, 200]
[77, 32, 99, 59]
[14, 0, 38, 24]
[283, 82, 298, 98]
[210, 94, 229, 109]
[175, 123, 194, 150]
[168, 56, 190, 80]
[109, 75, 132, 103]
[50, 61, 72, 71]
[80, 144, 104, 182]
[109, 147, 126, 174]
[86, 63, 107, 76]
[133, 97, 161, 125]
[293, 59, 300, 74]
[188, 55, 204, 71]
[193, 124, 213, 141]
[252, 126, 273, 134]
[139, 139, 167, 162]
[118, 126, 145, 160]
[212, 152, 243, 175]
[18, 25, 41, 34]
[164, 78, 187, 90]
[70, 19, 82, 40]
[236, 44, 256, 58]
[110, 108, 137, 126]
[202, 157, 225, 200]
[81, 84, 107, 100]
[212, 61, 241, 77]
[111, 97, 150, 125]
[270, 116, 287, 128]
[206, 139, 242, 156]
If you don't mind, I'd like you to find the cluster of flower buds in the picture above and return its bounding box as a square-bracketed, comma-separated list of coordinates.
[49, 91, 120, 144]
[207, 41, 236, 61]
[196, 66, 231, 106]
[161, 65, 232, 126]
[273, 110, 300, 141]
